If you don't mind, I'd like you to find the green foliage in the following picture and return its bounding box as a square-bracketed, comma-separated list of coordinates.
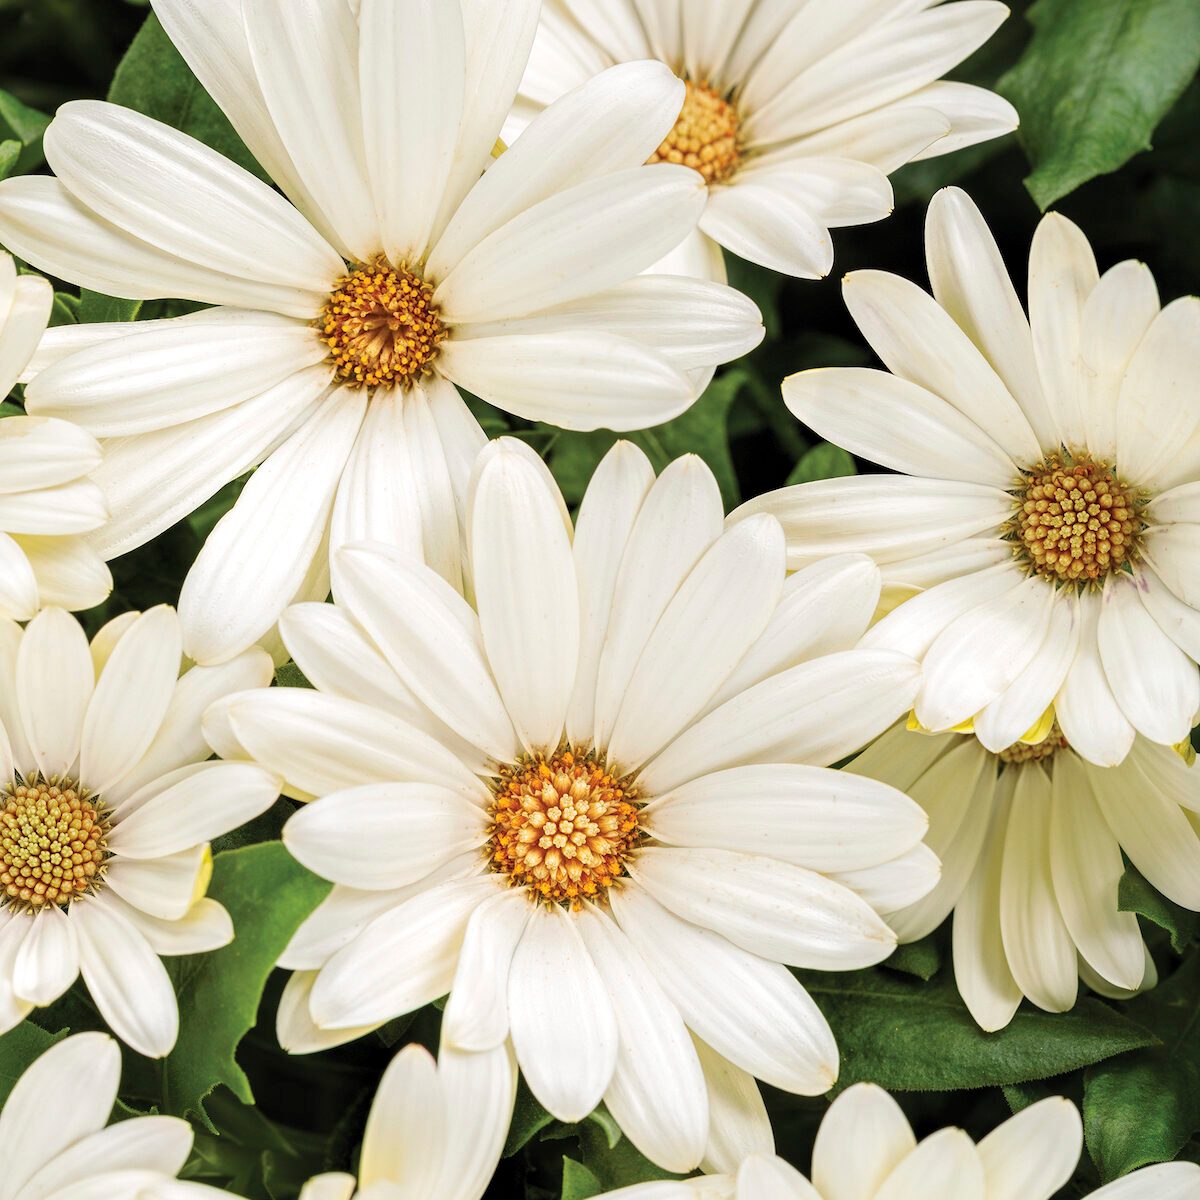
[108, 14, 269, 182]
[162, 844, 330, 1127]
[0, 140, 19, 182]
[798, 967, 1158, 1094]
[787, 442, 857, 486]
[0, 87, 50, 174]
[0, 1022, 66, 1106]
[1121, 866, 1200, 954]
[560, 1159, 603, 1200]
[1000, 0, 1200, 208]
[1083, 957, 1200, 1182]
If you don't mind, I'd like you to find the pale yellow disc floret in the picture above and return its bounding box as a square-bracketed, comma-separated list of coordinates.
[489, 749, 641, 907]
[649, 80, 742, 186]
[321, 259, 448, 390]
[0, 777, 109, 910]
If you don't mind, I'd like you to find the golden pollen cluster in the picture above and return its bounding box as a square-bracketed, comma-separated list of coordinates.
[1009, 452, 1143, 586]
[997, 724, 1069, 765]
[321, 259, 448, 389]
[489, 749, 640, 906]
[0, 777, 109, 909]
[649, 80, 742, 186]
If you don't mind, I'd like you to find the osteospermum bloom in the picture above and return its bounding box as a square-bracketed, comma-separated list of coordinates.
[848, 722, 1200, 1029]
[299, 1042, 514, 1200]
[739, 187, 1200, 765]
[0, 0, 763, 669]
[0, 605, 279, 1056]
[208, 438, 932, 1172]
[591, 1083, 1200, 1200]
[0, 252, 111, 618]
[0, 1032, 231, 1200]
[511, 1, 1016, 280]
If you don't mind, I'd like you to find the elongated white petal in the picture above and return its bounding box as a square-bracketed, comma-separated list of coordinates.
[12, 905, 79, 1006]
[876, 1128, 985, 1200]
[977, 1097, 1082, 1200]
[357, 1043, 444, 1195]
[103, 846, 209, 922]
[17, 607, 93, 780]
[0, 277, 54, 402]
[812, 1082, 916, 1200]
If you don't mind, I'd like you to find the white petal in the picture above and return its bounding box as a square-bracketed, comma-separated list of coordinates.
[470, 442, 579, 752]
[812, 1082, 916, 1200]
[612, 885, 838, 1094]
[608, 515, 785, 771]
[785, 367, 1015, 485]
[104, 894, 233, 958]
[578, 906, 708, 1174]
[0, 534, 39, 622]
[737, 1155, 821, 1200]
[276, 969, 380, 1055]
[0, 277, 52, 400]
[179, 389, 365, 666]
[916, 574, 1056, 731]
[830, 843, 941, 914]
[298, 1176, 356, 1200]
[976, 1097, 1082, 1200]
[999, 765, 1078, 1013]
[1087, 1163, 1200, 1200]
[647, 763, 927, 873]
[508, 904, 618, 1122]
[1098, 573, 1199, 747]
[103, 846, 209, 922]
[331, 543, 516, 762]
[357, 1044, 444, 1195]
[637, 649, 920, 794]
[11, 905, 79, 1006]
[43, 101, 342, 295]
[72, 900, 179, 1057]
[904, 81, 1018, 160]
[436, 165, 706, 324]
[283, 783, 485, 890]
[18, 536, 112, 616]
[844, 268, 1041, 464]
[567, 441, 656, 744]
[108, 762, 280, 859]
[876, 1128, 985, 1200]
[1048, 754, 1144, 990]
[593, 455, 723, 746]
[78, 607, 181, 794]
[442, 888, 530, 1051]
[695, 1037, 773, 1176]
[17, 607, 93, 779]
[630, 847, 896, 969]
[310, 876, 493, 1028]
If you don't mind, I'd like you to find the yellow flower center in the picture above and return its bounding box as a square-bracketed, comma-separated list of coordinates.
[0, 777, 109, 910]
[488, 749, 641, 907]
[649, 80, 742, 186]
[321, 259, 448, 390]
[997, 723, 1069, 765]
[1008, 452, 1144, 587]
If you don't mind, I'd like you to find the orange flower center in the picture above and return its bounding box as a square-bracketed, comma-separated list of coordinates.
[488, 749, 641, 906]
[997, 724, 1069, 765]
[649, 80, 742, 186]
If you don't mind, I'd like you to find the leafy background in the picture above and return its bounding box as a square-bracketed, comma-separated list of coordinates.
[1, 0, 1198, 1196]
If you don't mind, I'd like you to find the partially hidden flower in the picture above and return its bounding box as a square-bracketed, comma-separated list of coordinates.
[512, 0, 1017, 280]
[0, 251, 111, 618]
[0, 0, 763, 668]
[739, 186, 1200, 766]
[0, 606, 279, 1056]
[208, 438, 931, 1173]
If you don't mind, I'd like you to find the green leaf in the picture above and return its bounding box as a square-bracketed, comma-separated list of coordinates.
[787, 442, 857, 485]
[560, 1159, 603, 1200]
[273, 662, 314, 691]
[998, 0, 1200, 208]
[0, 140, 19, 182]
[799, 967, 1158, 1094]
[1120, 865, 1200, 953]
[1083, 956, 1200, 1182]
[0, 1022, 67, 1106]
[884, 933, 943, 982]
[109, 14, 269, 182]
[162, 843, 331, 1127]
[78, 289, 143, 325]
[504, 1077, 556, 1156]
[0, 88, 51, 174]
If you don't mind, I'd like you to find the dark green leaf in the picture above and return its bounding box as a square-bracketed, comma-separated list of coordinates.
[787, 442, 856, 485]
[0, 88, 51, 174]
[0, 140, 19, 181]
[78, 289, 143, 324]
[799, 967, 1157, 1094]
[1084, 956, 1200, 1181]
[504, 1077, 556, 1156]
[162, 843, 331, 1127]
[884, 933, 943, 982]
[109, 14, 269, 182]
[560, 1158, 603, 1200]
[999, 0, 1200, 208]
[274, 662, 314, 691]
[1120, 865, 1200, 953]
[0, 1022, 66, 1106]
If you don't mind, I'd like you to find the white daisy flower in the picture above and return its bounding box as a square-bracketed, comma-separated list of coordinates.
[208, 438, 931, 1173]
[590, 1083, 1200, 1200]
[510, 1, 1017, 281]
[848, 721, 1200, 1029]
[298, 1041, 515, 1200]
[0, 1031, 232, 1200]
[0, 0, 764, 669]
[0, 605, 279, 1057]
[0, 252, 112, 619]
[738, 186, 1200, 766]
